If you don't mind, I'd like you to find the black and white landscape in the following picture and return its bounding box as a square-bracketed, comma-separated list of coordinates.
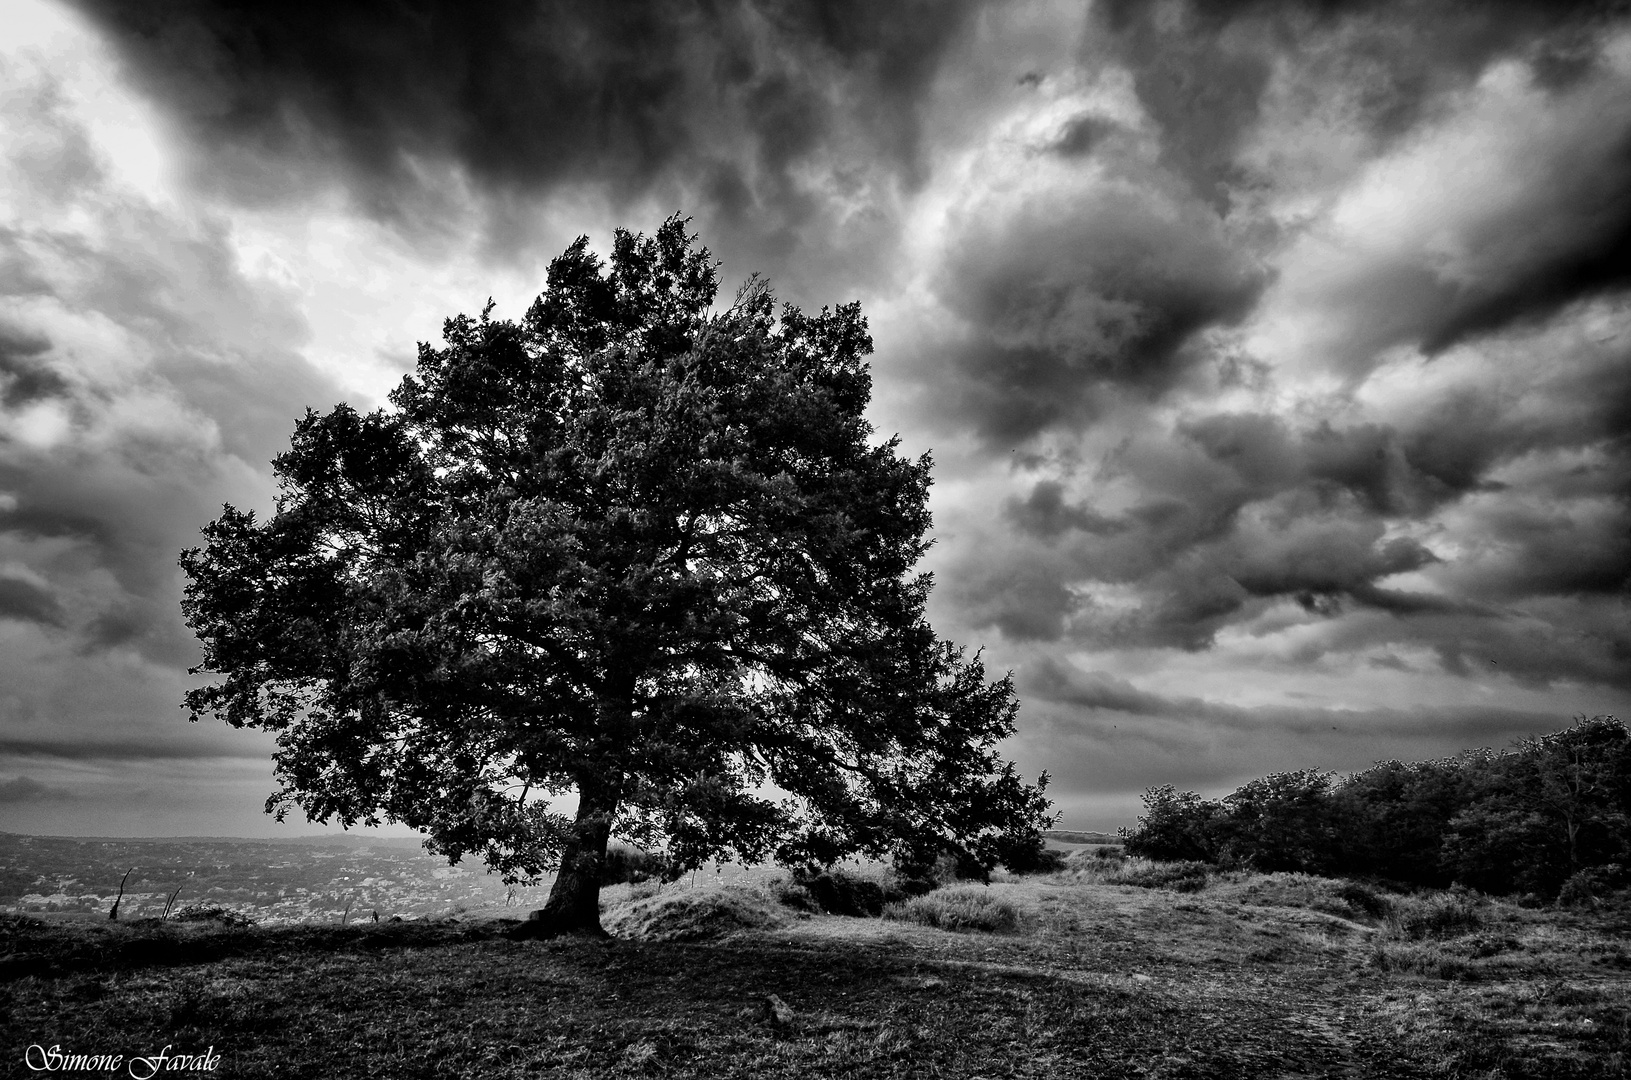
[4, 3, 1631, 1076]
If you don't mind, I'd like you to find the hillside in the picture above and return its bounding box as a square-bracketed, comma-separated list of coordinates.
[6, 856, 1628, 1078]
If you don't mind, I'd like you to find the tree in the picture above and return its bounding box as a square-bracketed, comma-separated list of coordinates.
[180, 216, 1053, 936]
[1443, 716, 1629, 896]
[1120, 785, 1224, 863]
[1220, 770, 1343, 873]
[1334, 757, 1469, 886]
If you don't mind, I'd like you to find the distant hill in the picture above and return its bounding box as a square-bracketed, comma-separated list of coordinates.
[1045, 830, 1121, 846]
[4, 832, 427, 847]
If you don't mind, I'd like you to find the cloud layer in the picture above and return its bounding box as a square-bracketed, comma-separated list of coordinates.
[2, 0, 1626, 831]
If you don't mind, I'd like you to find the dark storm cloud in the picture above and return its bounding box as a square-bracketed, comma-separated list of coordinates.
[0, 368, 338, 671]
[82, 605, 155, 653]
[0, 324, 68, 408]
[75, 0, 1631, 429]
[911, 1, 1631, 449]
[1049, 114, 1118, 159]
[0, 735, 260, 763]
[0, 481, 114, 550]
[0, 574, 64, 626]
[955, 329, 1630, 673]
[1, 211, 337, 470]
[0, 65, 355, 675]
[1170, 400, 1628, 527]
[0, 775, 74, 804]
[1416, 131, 1631, 355]
[973, 423, 1457, 648]
[1006, 481, 1123, 541]
[929, 187, 1268, 443]
[1003, 0, 1631, 414]
[68, 0, 985, 296]
[1100, 0, 1627, 197]
[1252, 29, 1631, 375]
[1023, 654, 1556, 743]
[1095, 0, 1275, 213]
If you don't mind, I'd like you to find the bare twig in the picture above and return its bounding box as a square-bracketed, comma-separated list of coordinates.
[162, 875, 192, 920]
[108, 867, 135, 921]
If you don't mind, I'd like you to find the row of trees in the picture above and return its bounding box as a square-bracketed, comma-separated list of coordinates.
[1122, 715, 1630, 899]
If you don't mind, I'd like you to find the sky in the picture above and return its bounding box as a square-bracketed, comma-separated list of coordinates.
[0, 0, 1627, 838]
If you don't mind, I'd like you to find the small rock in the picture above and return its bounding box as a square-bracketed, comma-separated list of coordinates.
[762, 993, 796, 1027]
[1131, 973, 1153, 983]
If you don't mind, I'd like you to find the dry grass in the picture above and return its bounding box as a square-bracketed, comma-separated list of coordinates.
[1044, 852, 1212, 892]
[882, 884, 1021, 933]
[6, 869, 1628, 1078]
[601, 884, 793, 942]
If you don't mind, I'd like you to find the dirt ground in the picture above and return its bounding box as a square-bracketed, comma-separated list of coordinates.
[4, 868, 1628, 1078]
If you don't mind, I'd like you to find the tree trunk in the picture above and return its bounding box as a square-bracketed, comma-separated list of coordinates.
[512, 770, 620, 939]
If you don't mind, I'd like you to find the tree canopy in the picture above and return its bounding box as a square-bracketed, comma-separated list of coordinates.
[180, 216, 1052, 933]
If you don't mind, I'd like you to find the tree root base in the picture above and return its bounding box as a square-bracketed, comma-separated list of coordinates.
[506, 910, 611, 941]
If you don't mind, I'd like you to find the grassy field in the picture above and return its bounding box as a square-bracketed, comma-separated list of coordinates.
[4, 858, 1628, 1078]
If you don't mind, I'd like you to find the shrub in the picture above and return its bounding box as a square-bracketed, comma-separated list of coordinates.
[1117, 860, 1210, 893]
[1336, 882, 1390, 920]
[1093, 845, 1125, 861]
[891, 848, 989, 895]
[893, 875, 938, 897]
[1003, 846, 1066, 875]
[768, 877, 820, 913]
[1554, 863, 1631, 909]
[883, 885, 1019, 933]
[1385, 891, 1484, 940]
[992, 830, 1068, 876]
[794, 867, 897, 917]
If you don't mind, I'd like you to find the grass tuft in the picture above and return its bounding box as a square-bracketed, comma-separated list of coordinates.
[882, 884, 1020, 933]
[1048, 855, 1210, 892]
[172, 903, 258, 927]
[1115, 860, 1210, 892]
[1384, 890, 1484, 940]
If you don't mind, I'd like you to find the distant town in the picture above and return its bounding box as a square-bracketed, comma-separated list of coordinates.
[0, 831, 556, 924]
